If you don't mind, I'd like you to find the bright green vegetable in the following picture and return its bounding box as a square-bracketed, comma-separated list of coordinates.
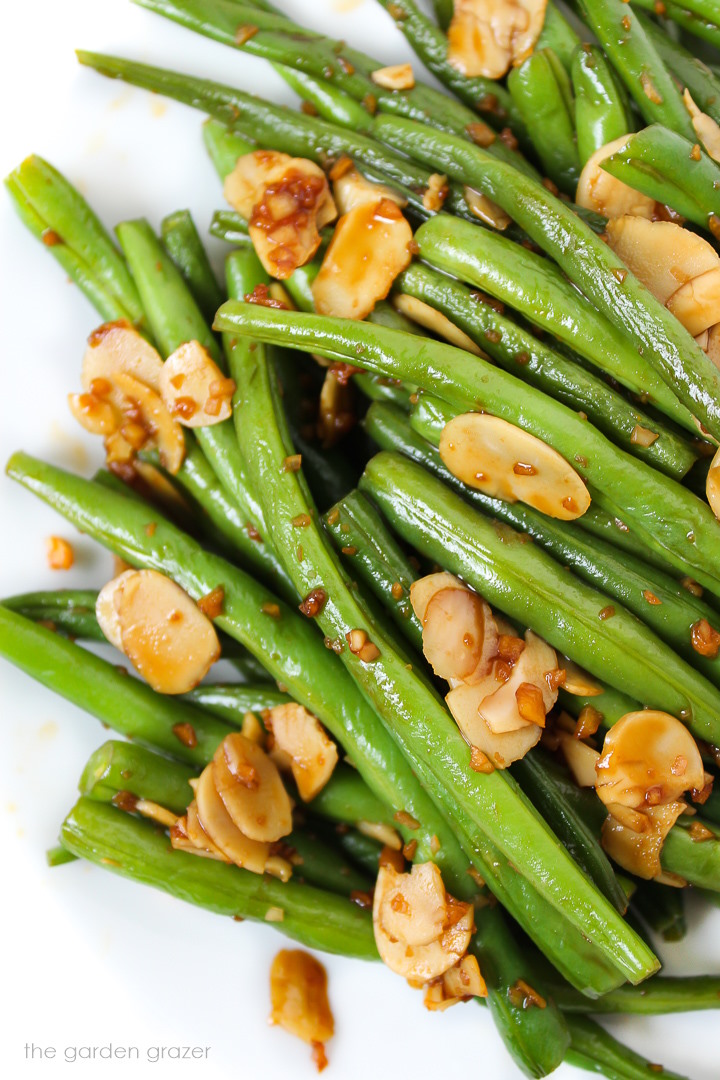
[161, 208, 224, 325]
[630, 0, 720, 49]
[635, 9, 720, 125]
[508, 49, 580, 193]
[565, 1014, 688, 1080]
[630, 880, 686, 942]
[550, 973, 720, 1013]
[572, 45, 635, 164]
[80, 740, 196, 813]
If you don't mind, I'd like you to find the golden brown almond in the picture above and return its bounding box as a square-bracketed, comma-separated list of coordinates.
[213, 732, 293, 843]
[576, 137, 657, 220]
[269, 949, 334, 1053]
[393, 293, 486, 356]
[447, 0, 547, 79]
[267, 702, 338, 801]
[195, 763, 271, 873]
[159, 341, 234, 428]
[370, 63, 415, 90]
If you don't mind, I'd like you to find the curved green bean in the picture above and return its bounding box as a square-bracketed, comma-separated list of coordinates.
[508, 49, 580, 193]
[161, 208, 224, 325]
[572, 45, 635, 164]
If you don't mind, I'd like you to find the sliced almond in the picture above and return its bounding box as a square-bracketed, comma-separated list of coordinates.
[95, 569, 135, 650]
[463, 187, 512, 231]
[114, 569, 220, 694]
[576, 136, 656, 220]
[559, 731, 601, 788]
[312, 198, 413, 321]
[667, 266, 720, 337]
[704, 324, 720, 372]
[224, 150, 336, 279]
[267, 702, 338, 802]
[82, 321, 164, 405]
[373, 863, 474, 982]
[185, 799, 230, 861]
[417, 581, 498, 685]
[602, 800, 686, 880]
[479, 630, 558, 734]
[707, 444, 720, 520]
[371, 63, 415, 90]
[269, 949, 334, 1045]
[159, 341, 234, 428]
[68, 391, 118, 435]
[606, 216, 719, 308]
[195, 763, 271, 873]
[439, 412, 590, 520]
[112, 372, 185, 474]
[213, 732, 293, 843]
[683, 89, 720, 164]
[424, 954, 487, 1011]
[393, 294, 485, 356]
[318, 367, 355, 448]
[559, 656, 603, 697]
[447, 0, 547, 80]
[446, 680, 542, 767]
[595, 710, 705, 810]
[332, 165, 407, 216]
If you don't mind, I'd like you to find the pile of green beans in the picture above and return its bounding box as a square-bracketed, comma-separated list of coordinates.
[6, 1, 720, 1075]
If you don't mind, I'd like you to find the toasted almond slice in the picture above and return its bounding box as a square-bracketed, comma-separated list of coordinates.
[447, 0, 547, 80]
[463, 187, 512, 230]
[269, 949, 334, 1045]
[393, 294, 485, 356]
[595, 710, 705, 810]
[439, 412, 590, 520]
[560, 656, 603, 697]
[267, 702, 339, 801]
[333, 165, 407, 216]
[602, 800, 686, 879]
[371, 63, 415, 90]
[112, 372, 185, 474]
[82, 321, 164, 406]
[705, 324, 720, 372]
[195, 762, 270, 873]
[224, 149, 336, 225]
[409, 572, 464, 624]
[559, 731, 601, 787]
[185, 799, 230, 861]
[95, 570, 136, 650]
[604, 802, 651, 832]
[115, 569, 220, 694]
[356, 820, 402, 850]
[576, 136, 656, 220]
[213, 732, 293, 842]
[667, 266, 720, 337]
[312, 198, 413, 321]
[373, 864, 474, 981]
[419, 585, 498, 684]
[707, 444, 720, 520]
[425, 954, 487, 1010]
[159, 341, 234, 428]
[446, 681, 542, 767]
[318, 367, 355, 448]
[605, 216, 719, 307]
[480, 630, 558, 734]
[68, 391, 119, 436]
[684, 89, 720, 164]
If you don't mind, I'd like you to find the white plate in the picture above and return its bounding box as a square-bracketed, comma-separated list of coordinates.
[0, 2, 718, 1077]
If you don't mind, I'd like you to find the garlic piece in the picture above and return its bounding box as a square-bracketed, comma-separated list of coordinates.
[439, 412, 590, 520]
[410, 573, 498, 684]
[371, 63, 415, 90]
[332, 165, 407, 217]
[559, 656, 603, 697]
[213, 732, 293, 843]
[393, 293, 486, 356]
[159, 341, 235, 427]
[224, 150, 337, 279]
[373, 863, 474, 981]
[112, 371, 185, 474]
[576, 136, 656, 220]
[463, 187, 512, 230]
[267, 702, 338, 801]
[683, 90, 720, 164]
[111, 569, 220, 694]
[195, 762, 271, 873]
[269, 949, 334, 1048]
[447, 0, 547, 80]
[312, 198, 413, 321]
[558, 731, 601, 788]
[595, 710, 705, 811]
[446, 680, 542, 768]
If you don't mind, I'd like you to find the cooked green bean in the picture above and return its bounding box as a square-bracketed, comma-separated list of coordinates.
[630, 880, 686, 942]
[161, 208, 224, 325]
[565, 1014, 688, 1080]
[508, 49, 580, 193]
[572, 45, 635, 164]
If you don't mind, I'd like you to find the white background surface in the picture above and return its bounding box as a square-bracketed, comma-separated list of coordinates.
[0, 1, 718, 1077]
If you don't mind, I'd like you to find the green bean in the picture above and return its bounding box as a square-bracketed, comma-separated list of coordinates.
[662, 819, 720, 891]
[431, 0, 453, 28]
[601, 124, 720, 234]
[374, 119, 720, 441]
[565, 1014, 688, 1080]
[323, 490, 423, 652]
[0, 606, 230, 767]
[5, 175, 132, 324]
[6, 155, 144, 324]
[559, 971, 720, 1013]
[214, 299, 720, 596]
[202, 119, 254, 181]
[372, 0, 525, 134]
[360, 451, 720, 746]
[186, 683, 291, 720]
[538, 4, 583, 70]
[2, 589, 104, 642]
[631, 0, 720, 49]
[46, 845, 76, 868]
[79, 740, 196, 813]
[305, 763, 394, 830]
[630, 880, 686, 942]
[323, 825, 383, 878]
[222, 256, 656, 993]
[574, 0, 695, 137]
[282, 828, 373, 896]
[161, 209, 224, 325]
[395, 262, 697, 478]
[209, 210, 252, 246]
[5, 455, 472, 893]
[62, 798, 378, 958]
[572, 45, 635, 164]
[635, 10, 720, 126]
[508, 49, 580, 193]
[272, 63, 375, 131]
